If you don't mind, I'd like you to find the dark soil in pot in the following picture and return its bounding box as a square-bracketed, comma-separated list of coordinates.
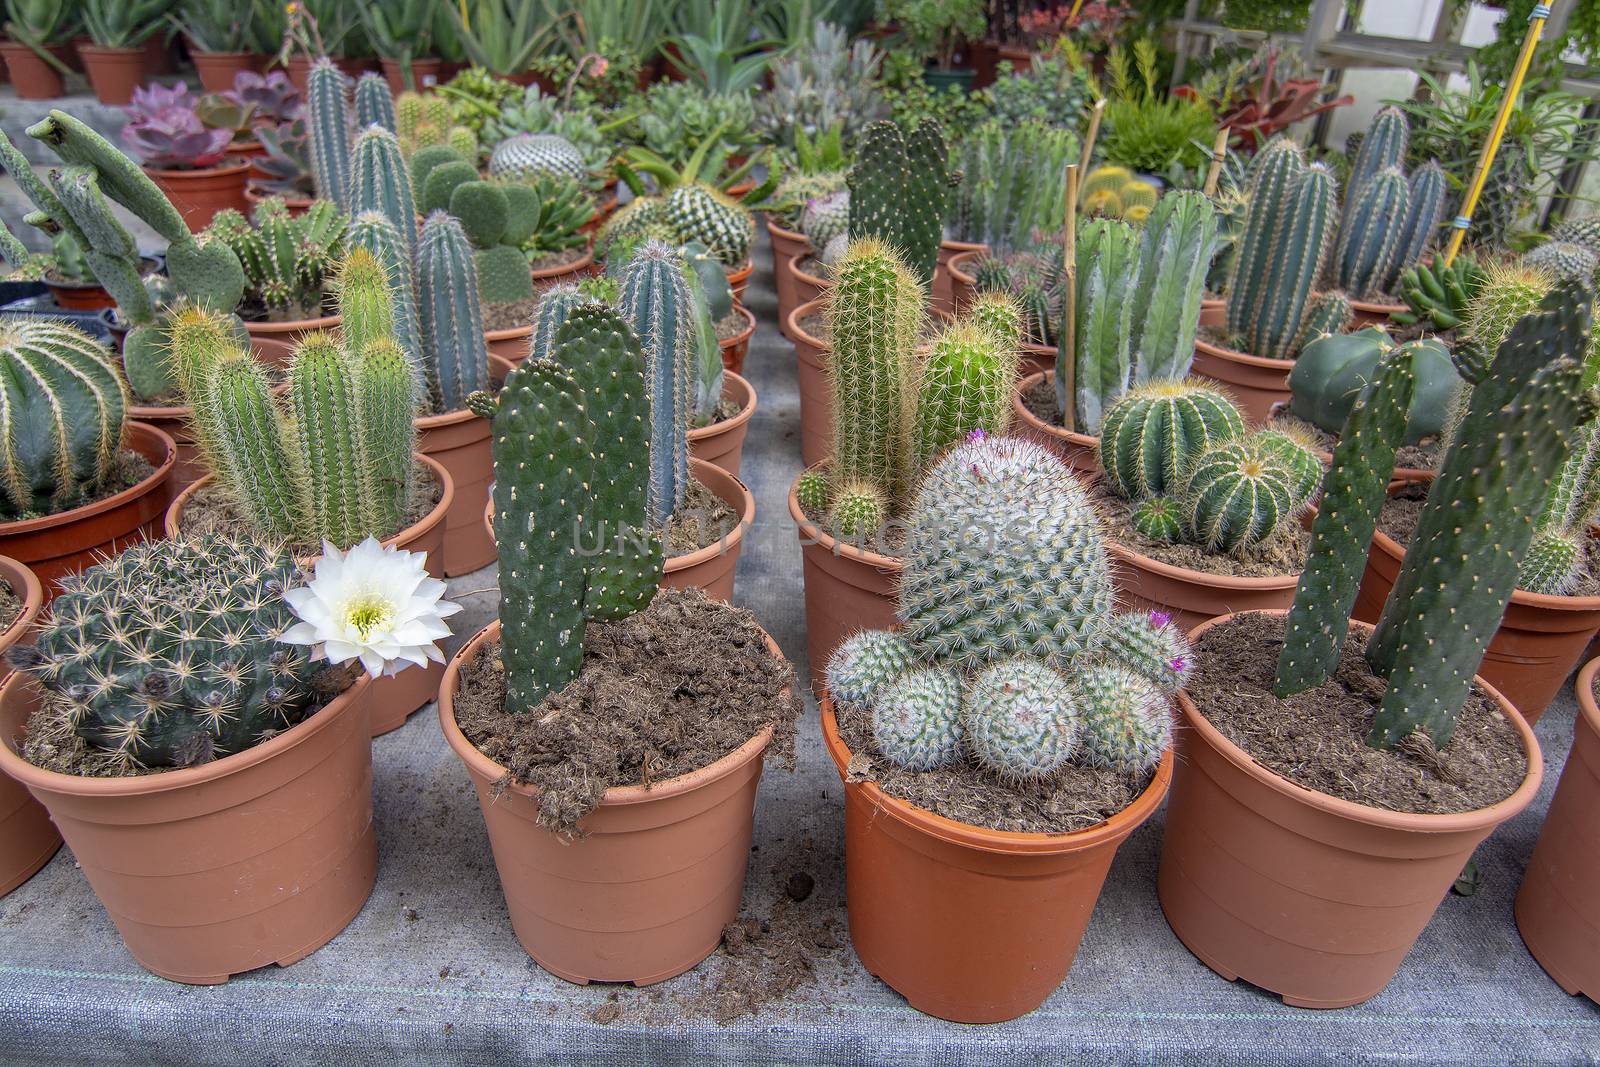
[1189, 612, 1526, 814]
[834, 698, 1152, 834]
[663, 478, 738, 556]
[453, 588, 800, 836]
[527, 247, 589, 274]
[1092, 482, 1310, 579]
[1020, 374, 1063, 425]
[0, 582, 20, 631]
[1266, 408, 1440, 473]
[13, 451, 156, 521]
[481, 295, 540, 333]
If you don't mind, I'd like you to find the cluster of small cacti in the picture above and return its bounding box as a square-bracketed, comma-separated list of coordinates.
[847, 118, 954, 284]
[972, 243, 1065, 348]
[168, 250, 418, 548]
[204, 198, 348, 322]
[1330, 107, 1448, 301]
[1099, 381, 1319, 555]
[395, 89, 479, 160]
[949, 120, 1077, 254]
[413, 146, 539, 310]
[827, 434, 1188, 784]
[14, 538, 313, 769]
[1080, 165, 1159, 224]
[1288, 327, 1456, 445]
[1392, 254, 1486, 332]
[596, 185, 754, 270]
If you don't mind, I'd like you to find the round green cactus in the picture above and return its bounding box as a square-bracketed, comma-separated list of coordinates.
[968, 290, 1024, 354]
[1099, 380, 1246, 500]
[826, 629, 918, 709]
[831, 482, 886, 540]
[665, 183, 753, 268]
[1181, 437, 1301, 554]
[1522, 241, 1598, 285]
[870, 666, 965, 771]
[1096, 610, 1192, 695]
[1519, 529, 1585, 596]
[1074, 664, 1172, 774]
[1289, 329, 1456, 446]
[966, 658, 1080, 782]
[796, 468, 832, 517]
[1132, 497, 1183, 543]
[1255, 428, 1323, 506]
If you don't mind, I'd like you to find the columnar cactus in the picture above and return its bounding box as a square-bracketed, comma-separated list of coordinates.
[969, 291, 1024, 354]
[350, 126, 418, 257]
[526, 283, 586, 364]
[416, 212, 491, 413]
[354, 73, 397, 133]
[1065, 217, 1139, 431]
[1127, 191, 1217, 386]
[910, 321, 1020, 476]
[950, 120, 1077, 255]
[17, 538, 313, 768]
[1099, 381, 1245, 499]
[967, 658, 1080, 781]
[346, 211, 422, 383]
[848, 118, 953, 284]
[1333, 108, 1446, 298]
[307, 59, 353, 211]
[0, 319, 128, 519]
[619, 241, 695, 526]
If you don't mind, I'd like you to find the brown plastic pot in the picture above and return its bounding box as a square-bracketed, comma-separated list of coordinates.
[76, 44, 143, 104]
[484, 324, 531, 366]
[822, 694, 1171, 1023]
[415, 355, 513, 576]
[438, 618, 778, 984]
[1349, 296, 1406, 328]
[165, 453, 454, 737]
[1158, 611, 1543, 1008]
[661, 458, 753, 603]
[244, 183, 316, 215]
[0, 42, 63, 99]
[190, 48, 262, 93]
[1191, 337, 1291, 425]
[381, 56, 442, 94]
[144, 158, 251, 231]
[1011, 372, 1098, 475]
[932, 238, 986, 316]
[726, 260, 753, 306]
[717, 304, 755, 375]
[0, 668, 376, 984]
[789, 471, 901, 690]
[530, 245, 595, 293]
[127, 400, 205, 490]
[1107, 536, 1298, 634]
[282, 54, 377, 95]
[791, 256, 828, 316]
[1199, 297, 1225, 329]
[45, 278, 115, 311]
[788, 298, 831, 469]
[1515, 656, 1600, 1003]
[0, 557, 57, 898]
[947, 248, 980, 316]
[686, 371, 756, 478]
[245, 313, 339, 365]
[1350, 480, 1600, 724]
[766, 218, 808, 339]
[0, 421, 176, 598]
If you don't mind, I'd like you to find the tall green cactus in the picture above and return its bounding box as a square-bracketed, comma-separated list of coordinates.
[307, 59, 353, 211]
[910, 321, 1019, 476]
[1128, 191, 1216, 384]
[848, 119, 952, 285]
[416, 212, 490, 413]
[1344, 105, 1407, 214]
[619, 241, 695, 526]
[1064, 218, 1138, 433]
[291, 333, 367, 549]
[527, 283, 585, 363]
[354, 72, 397, 133]
[350, 126, 418, 257]
[354, 337, 415, 538]
[1334, 166, 1408, 300]
[206, 354, 302, 535]
[949, 120, 1077, 255]
[346, 210, 423, 383]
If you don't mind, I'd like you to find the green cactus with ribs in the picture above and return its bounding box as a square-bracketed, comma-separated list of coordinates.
[847, 118, 954, 285]
[204, 197, 348, 322]
[1332, 107, 1449, 301]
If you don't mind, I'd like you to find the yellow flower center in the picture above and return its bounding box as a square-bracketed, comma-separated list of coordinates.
[343, 593, 394, 639]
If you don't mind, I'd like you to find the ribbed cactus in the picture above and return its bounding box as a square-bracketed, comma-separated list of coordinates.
[346, 211, 422, 382]
[0, 319, 128, 519]
[1521, 531, 1586, 595]
[354, 73, 397, 133]
[831, 482, 886, 540]
[1097, 610, 1193, 695]
[307, 59, 353, 211]
[1398, 162, 1447, 274]
[416, 212, 491, 413]
[1523, 241, 1599, 284]
[19, 538, 312, 768]
[799, 190, 849, 250]
[848, 118, 952, 284]
[1099, 381, 1245, 500]
[910, 321, 1020, 476]
[1182, 436, 1303, 554]
[354, 338, 415, 538]
[968, 291, 1023, 354]
[871, 666, 965, 771]
[966, 658, 1079, 781]
[1127, 191, 1216, 384]
[1334, 167, 1409, 300]
[1132, 497, 1183, 543]
[1290, 329, 1455, 446]
[1255, 428, 1323, 505]
[1073, 665, 1171, 774]
[664, 183, 753, 269]
[205, 197, 347, 320]
[899, 435, 1112, 669]
[350, 126, 418, 257]
[619, 241, 695, 526]
[826, 239, 924, 506]
[291, 334, 368, 549]
[681, 252, 725, 422]
[826, 629, 919, 708]
[795, 468, 831, 517]
[1065, 217, 1138, 432]
[526, 283, 585, 364]
[1225, 138, 1339, 360]
[1345, 105, 1408, 211]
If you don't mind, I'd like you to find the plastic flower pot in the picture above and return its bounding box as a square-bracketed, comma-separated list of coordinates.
[1515, 656, 1600, 1004]
[932, 238, 986, 316]
[143, 158, 252, 231]
[45, 277, 116, 312]
[687, 371, 756, 478]
[717, 304, 756, 376]
[380, 56, 442, 94]
[413, 355, 514, 577]
[189, 48, 263, 93]
[1199, 297, 1225, 328]
[438, 618, 778, 985]
[244, 312, 340, 366]
[660, 458, 754, 604]
[1106, 537, 1300, 634]
[766, 218, 808, 339]
[0, 421, 176, 599]
[821, 694, 1171, 1023]
[0, 556, 57, 898]
[76, 44, 144, 104]
[529, 244, 596, 293]
[0, 42, 63, 99]
[1159, 611, 1543, 1008]
[726, 260, 753, 306]
[483, 323, 532, 366]
[1266, 401, 1436, 484]
[0, 667, 377, 984]
[788, 297, 831, 469]
[790, 255, 828, 317]
[1011, 372, 1098, 475]
[1191, 336, 1292, 425]
[165, 454, 454, 737]
[1349, 296, 1407, 328]
[945, 248, 980, 316]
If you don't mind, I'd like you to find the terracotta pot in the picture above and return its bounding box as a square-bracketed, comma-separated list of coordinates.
[0, 668, 376, 984]
[660, 458, 753, 603]
[0, 421, 176, 598]
[484, 324, 531, 366]
[438, 619, 778, 985]
[1158, 611, 1543, 1009]
[0, 557, 57, 898]
[726, 260, 753, 306]
[283, 54, 377, 96]
[1349, 296, 1407, 328]
[766, 218, 808, 340]
[76, 44, 143, 104]
[717, 304, 756, 375]
[244, 183, 316, 214]
[0, 42, 64, 99]
[127, 401, 206, 490]
[821, 694, 1171, 1023]
[1011, 372, 1097, 475]
[530, 245, 595, 293]
[1191, 337, 1291, 425]
[1107, 536, 1299, 633]
[1350, 480, 1600, 724]
[381, 56, 442, 94]
[1516, 656, 1600, 1003]
[932, 238, 986, 316]
[789, 471, 901, 690]
[143, 34, 174, 74]
[414, 355, 514, 577]
[946, 248, 980, 316]
[580, 189, 617, 236]
[189, 49, 262, 93]
[687, 371, 756, 478]
[791, 255, 828, 313]
[788, 298, 831, 469]
[165, 453, 454, 737]
[245, 313, 340, 365]
[144, 158, 252, 231]
[45, 278, 115, 311]
[1199, 297, 1225, 329]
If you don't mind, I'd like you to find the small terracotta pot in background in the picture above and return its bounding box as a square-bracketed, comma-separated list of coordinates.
[946, 248, 980, 316]
[1191, 337, 1290, 425]
[381, 56, 442, 94]
[1516, 656, 1600, 1004]
[1108, 536, 1299, 634]
[189, 48, 262, 93]
[791, 256, 828, 318]
[1199, 297, 1225, 329]
[530, 245, 595, 294]
[439, 620, 778, 985]
[45, 278, 116, 312]
[788, 298, 831, 469]
[766, 218, 808, 339]
[687, 371, 756, 478]
[128, 400, 205, 490]
[0, 556, 57, 899]
[1159, 611, 1542, 1009]
[931, 238, 986, 316]
[244, 184, 315, 215]
[661, 458, 753, 603]
[0, 669, 376, 984]
[0, 42, 65, 100]
[413, 355, 514, 576]
[822, 695, 1171, 1023]
[1011, 372, 1097, 476]
[484, 324, 531, 367]
[1349, 296, 1407, 328]
[245, 313, 340, 366]
[282, 54, 378, 95]
[76, 44, 144, 104]
[726, 260, 753, 306]
[717, 305, 756, 376]
[0, 422, 176, 598]
[144, 158, 252, 231]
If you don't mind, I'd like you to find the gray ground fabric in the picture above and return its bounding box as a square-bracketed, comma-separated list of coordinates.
[0, 224, 1597, 1067]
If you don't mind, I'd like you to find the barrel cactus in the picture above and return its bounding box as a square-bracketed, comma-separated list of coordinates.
[827, 629, 919, 709]
[1099, 381, 1245, 500]
[487, 132, 588, 184]
[870, 666, 965, 771]
[799, 190, 850, 251]
[664, 183, 753, 268]
[1182, 436, 1303, 554]
[1073, 665, 1171, 774]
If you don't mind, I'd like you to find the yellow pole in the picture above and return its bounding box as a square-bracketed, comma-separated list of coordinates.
[1069, 0, 1088, 19]
[1061, 164, 1079, 433]
[1442, 4, 1550, 266]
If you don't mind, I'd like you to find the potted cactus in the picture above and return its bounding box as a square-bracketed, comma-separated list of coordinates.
[0, 532, 456, 983]
[442, 300, 798, 985]
[120, 82, 254, 229]
[821, 432, 1183, 1022]
[1009, 190, 1217, 475]
[0, 554, 55, 899]
[1159, 289, 1589, 1008]
[204, 197, 348, 359]
[162, 252, 456, 735]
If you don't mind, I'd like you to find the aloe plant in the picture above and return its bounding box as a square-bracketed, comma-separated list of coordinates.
[446, 0, 556, 77]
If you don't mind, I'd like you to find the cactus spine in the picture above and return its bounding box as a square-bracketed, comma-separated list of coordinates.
[1099, 381, 1245, 499]
[346, 211, 423, 384]
[350, 126, 418, 258]
[848, 119, 952, 284]
[910, 321, 1019, 476]
[307, 59, 353, 211]
[618, 242, 695, 526]
[416, 212, 490, 413]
